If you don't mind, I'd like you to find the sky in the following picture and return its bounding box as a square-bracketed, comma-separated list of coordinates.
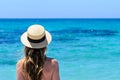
[0, 0, 120, 18]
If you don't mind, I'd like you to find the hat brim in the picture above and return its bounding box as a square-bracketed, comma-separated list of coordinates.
[21, 30, 52, 48]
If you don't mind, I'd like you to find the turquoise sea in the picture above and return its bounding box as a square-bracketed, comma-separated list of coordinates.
[0, 19, 120, 80]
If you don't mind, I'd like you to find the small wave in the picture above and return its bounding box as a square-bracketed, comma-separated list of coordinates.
[0, 30, 23, 44]
[51, 28, 118, 37]
[0, 60, 17, 65]
[0, 29, 4, 32]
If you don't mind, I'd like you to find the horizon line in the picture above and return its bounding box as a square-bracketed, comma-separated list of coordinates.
[0, 18, 120, 19]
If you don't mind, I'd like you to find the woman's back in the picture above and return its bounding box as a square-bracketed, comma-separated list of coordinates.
[17, 57, 60, 80]
[17, 24, 60, 80]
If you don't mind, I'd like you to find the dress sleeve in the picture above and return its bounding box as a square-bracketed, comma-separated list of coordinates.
[52, 59, 60, 80]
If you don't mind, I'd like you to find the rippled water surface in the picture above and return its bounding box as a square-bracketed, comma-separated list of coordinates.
[0, 19, 120, 80]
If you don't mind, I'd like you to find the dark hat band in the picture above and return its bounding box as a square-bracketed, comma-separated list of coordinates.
[27, 35, 46, 43]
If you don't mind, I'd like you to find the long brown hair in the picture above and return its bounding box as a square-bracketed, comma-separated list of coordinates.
[24, 46, 46, 80]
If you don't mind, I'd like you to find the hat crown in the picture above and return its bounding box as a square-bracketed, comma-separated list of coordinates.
[27, 25, 45, 40]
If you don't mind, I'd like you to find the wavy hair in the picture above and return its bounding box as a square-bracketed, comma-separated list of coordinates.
[24, 46, 46, 80]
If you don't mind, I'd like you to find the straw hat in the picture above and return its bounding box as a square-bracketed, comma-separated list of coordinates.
[21, 24, 52, 48]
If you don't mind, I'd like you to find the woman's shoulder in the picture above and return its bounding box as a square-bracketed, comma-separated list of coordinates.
[43, 57, 59, 73]
[44, 57, 59, 69]
[46, 57, 58, 65]
[16, 58, 26, 68]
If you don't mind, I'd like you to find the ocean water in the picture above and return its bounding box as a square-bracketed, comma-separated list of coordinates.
[0, 19, 120, 80]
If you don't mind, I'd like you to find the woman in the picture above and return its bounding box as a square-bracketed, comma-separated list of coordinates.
[16, 24, 60, 80]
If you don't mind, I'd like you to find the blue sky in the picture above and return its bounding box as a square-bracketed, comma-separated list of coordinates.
[0, 0, 120, 18]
